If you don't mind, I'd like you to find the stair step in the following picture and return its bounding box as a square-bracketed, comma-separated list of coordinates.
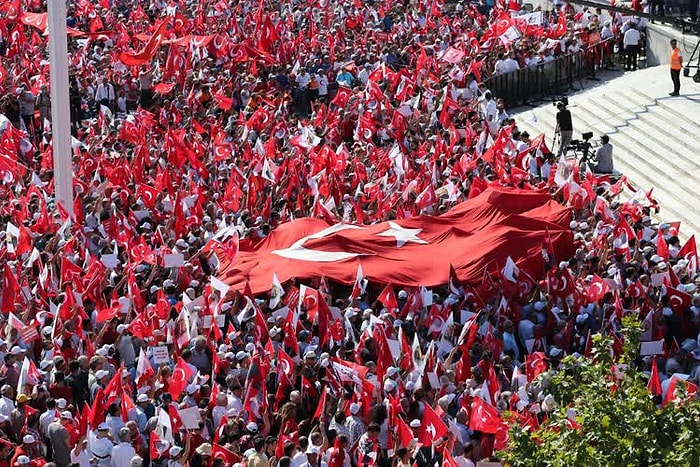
[570, 103, 699, 177]
[579, 99, 700, 171]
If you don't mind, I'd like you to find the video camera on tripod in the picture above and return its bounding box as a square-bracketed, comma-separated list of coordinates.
[566, 131, 594, 170]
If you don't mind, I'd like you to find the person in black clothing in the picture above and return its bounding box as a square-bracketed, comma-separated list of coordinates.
[555, 101, 573, 157]
[65, 360, 89, 410]
[69, 76, 83, 133]
[1, 94, 21, 129]
[414, 436, 446, 467]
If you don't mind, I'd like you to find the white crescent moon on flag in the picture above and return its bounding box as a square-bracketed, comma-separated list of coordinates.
[279, 359, 290, 375]
[272, 223, 364, 262]
[172, 367, 187, 383]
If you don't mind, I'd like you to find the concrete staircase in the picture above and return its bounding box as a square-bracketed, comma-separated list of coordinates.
[513, 66, 700, 239]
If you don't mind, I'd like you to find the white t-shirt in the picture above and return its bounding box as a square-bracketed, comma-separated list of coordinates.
[317, 75, 329, 96]
[623, 29, 641, 47]
[71, 447, 92, 467]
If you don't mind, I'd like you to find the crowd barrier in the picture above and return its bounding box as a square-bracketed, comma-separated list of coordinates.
[485, 38, 616, 107]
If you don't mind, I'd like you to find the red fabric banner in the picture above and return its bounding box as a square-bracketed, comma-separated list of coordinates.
[219, 188, 574, 293]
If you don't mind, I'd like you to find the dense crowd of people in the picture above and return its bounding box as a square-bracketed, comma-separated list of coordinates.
[0, 0, 694, 466]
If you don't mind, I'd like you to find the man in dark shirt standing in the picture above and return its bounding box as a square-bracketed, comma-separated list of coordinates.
[64, 360, 89, 410]
[555, 100, 573, 157]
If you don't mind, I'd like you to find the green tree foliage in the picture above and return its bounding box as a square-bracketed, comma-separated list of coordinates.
[499, 317, 700, 466]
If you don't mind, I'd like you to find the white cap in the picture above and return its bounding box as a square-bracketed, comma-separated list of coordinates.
[409, 419, 421, 428]
[57, 398, 67, 409]
[236, 351, 249, 361]
[95, 370, 109, 380]
[186, 384, 200, 395]
[137, 393, 149, 403]
[349, 403, 361, 414]
[10, 346, 25, 355]
[169, 446, 183, 457]
[98, 422, 110, 430]
[61, 411, 73, 420]
[17, 456, 30, 465]
[246, 421, 258, 432]
[117, 324, 128, 333]
[306, 446, 320, 455]
[22, 434, 36, 444]
[386, 367, 399, 377]
[384, 380, 397, 392]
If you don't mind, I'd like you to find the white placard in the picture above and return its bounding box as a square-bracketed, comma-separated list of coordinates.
[133, 210, 150, 221]
[650, 272, 669, 287]
[427, 371, 441, 389]
[151, 346, 170, 364]
[177, 406, 202, 430]
[386, 338, 400, 359]
[460, 310, 476, 324]
[210, 276, 230, 296]
[164, 254, 185, 268]
[640, 340, 665, 356]
[101, 254, 119, 269]
[525, 339, 535, 354]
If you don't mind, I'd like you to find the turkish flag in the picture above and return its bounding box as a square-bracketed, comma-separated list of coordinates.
[0, 0, 20, 20]
[377, 283, 398, 310]
[331, 86, 353, 108]
[169, 358, 195, 400]
[469, 397, 501, 434]
[417, 403, 448, 444]
[648, 356, 662, 396]
[136, 350, 155, 388]
[212, 443, 241, 465]
[586, 275, 610, 302]
[219, 188, 573, 294]
[679, 235, 697, 275]
[2, 264, 22, 313]
[525, 352, 548, 382]
[396, 416, 414, 449]
[120, 17, 171, 66]
[549, 13, 568, 39]
[150, 430, 170, 460]
[277, 348, 296, 380]
[657, 231, 670, 261]
[665, 286, 691, 316]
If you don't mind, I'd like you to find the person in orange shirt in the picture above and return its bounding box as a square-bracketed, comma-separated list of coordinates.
[669, 39, 683, 96]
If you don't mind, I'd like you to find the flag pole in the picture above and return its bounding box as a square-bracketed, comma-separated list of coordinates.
[47, 0, 74, 215]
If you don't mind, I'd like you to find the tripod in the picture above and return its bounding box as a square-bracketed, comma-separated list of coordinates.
[552, 123, 560, 155]
[683, 39, 700, 82]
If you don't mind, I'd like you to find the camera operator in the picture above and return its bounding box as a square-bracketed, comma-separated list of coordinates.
[591, 135, 614, 174]
[555, 101, 573, 157]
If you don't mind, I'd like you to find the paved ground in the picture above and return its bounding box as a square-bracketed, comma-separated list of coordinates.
[512, 64, 700, 239]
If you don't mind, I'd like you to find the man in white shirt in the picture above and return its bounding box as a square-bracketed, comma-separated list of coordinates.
[91, 423, 115, 467]
[95, 77, 116, 111]
[0, 385, 15, 422]
[501, 51, 520, 74]
[358, 63, 372, 85]
[623, 23, 641, 71]
[317, 69, 329, 102]
[110, 427, 137, 467]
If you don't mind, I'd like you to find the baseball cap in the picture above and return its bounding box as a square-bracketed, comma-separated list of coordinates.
[22, 434, 36, 444]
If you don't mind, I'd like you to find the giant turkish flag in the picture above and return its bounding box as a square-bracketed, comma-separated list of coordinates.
[218, 188, 574, 293]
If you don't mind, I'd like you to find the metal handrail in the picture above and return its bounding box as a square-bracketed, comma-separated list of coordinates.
[484, 38, 616, 107]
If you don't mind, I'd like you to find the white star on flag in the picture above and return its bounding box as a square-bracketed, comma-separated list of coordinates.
[377, 222, 428, 248]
